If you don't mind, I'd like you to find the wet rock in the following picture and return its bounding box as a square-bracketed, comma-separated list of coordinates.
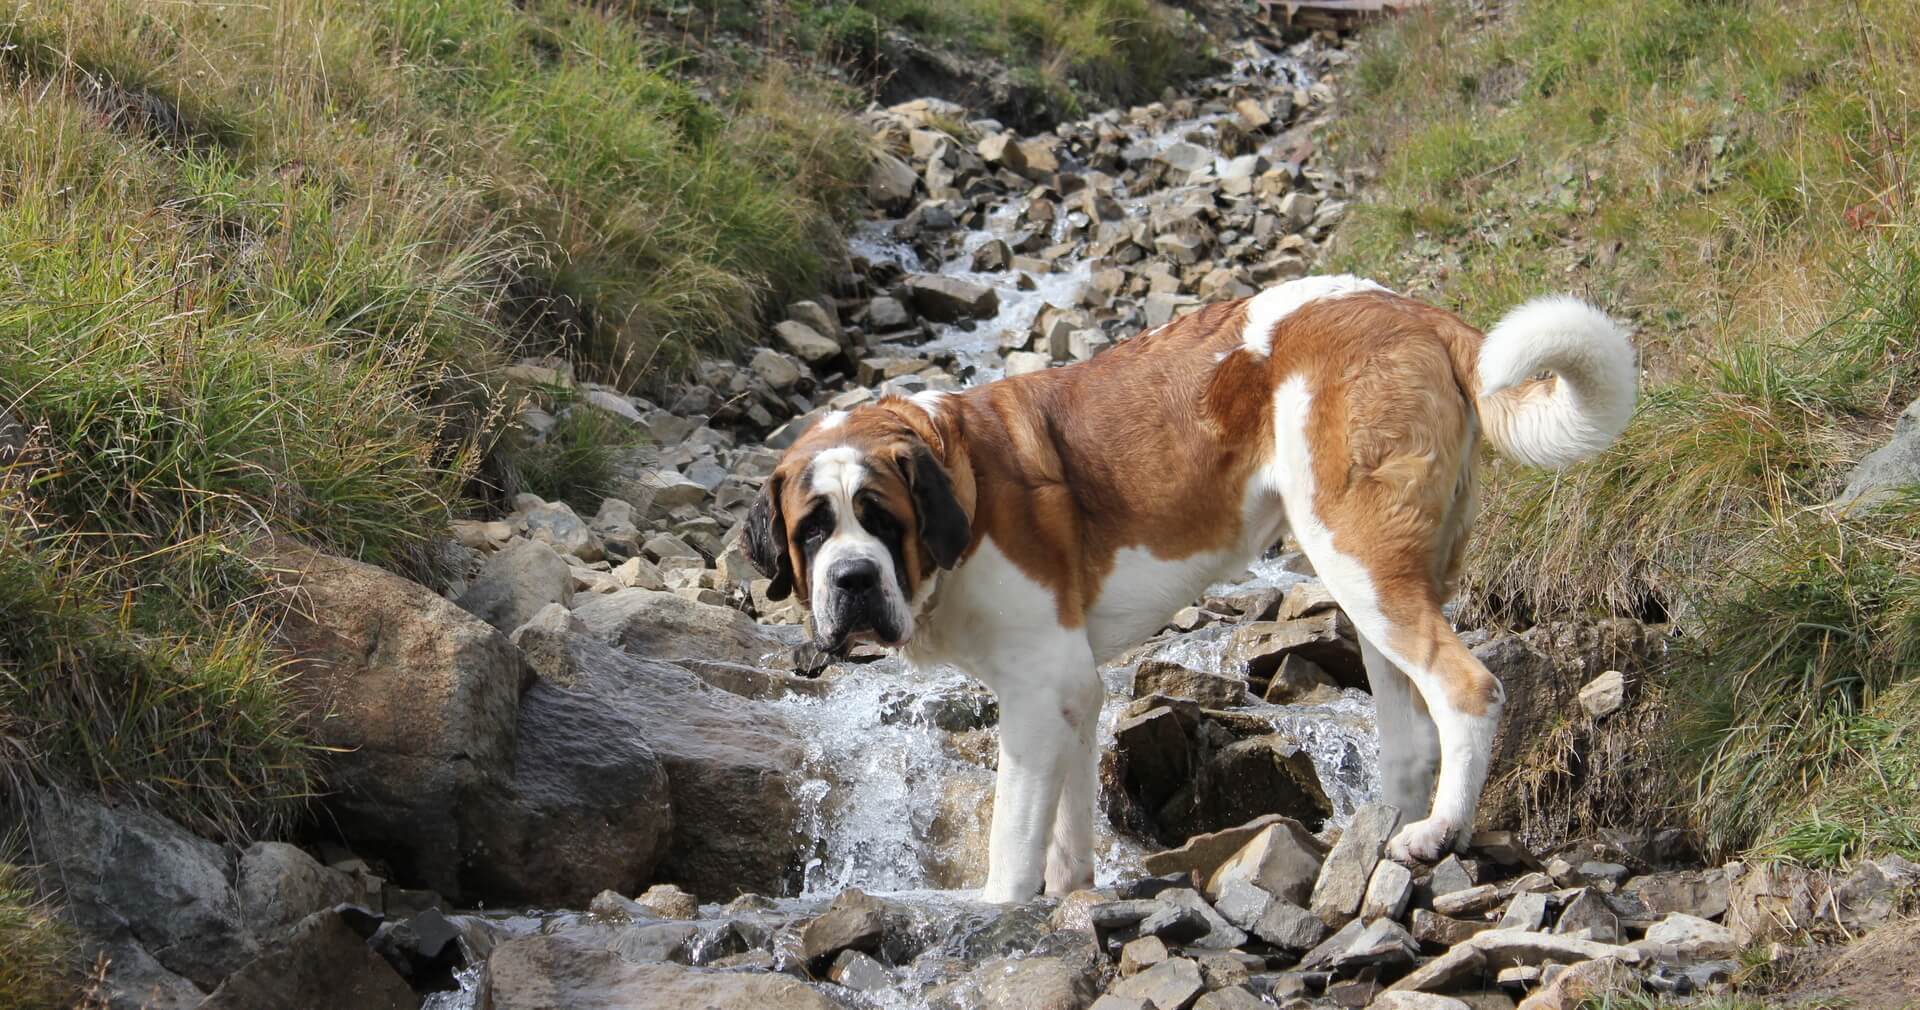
[198, 908, 413, 1010]
[1113, 706, 1194, 814]
[1109, 957, 1206, 1010]
[1296, 917, 1366, 972]
[370, 908, 465, 990]
[774, 320, 841, 364]
[1178, 733, 1331, 839]
[972, 238, 1013, 272]
[1224, 614, 1364, 688]
[1137, 902, 1212, 945]
[1262, 654, 1342, 704]
[1134, 660, 1249, 708]
[457, 537, 574, 633]
[905, 274, 1001, 322]
[1308, 803, 1401, 926]
[955, 951, 1104, 1010]
[868, 295, 914, 331]
[1155, 141, 1213, 177]
[801, 889, 888, 967]
[637, 884, 700, 920]
[486, 933, 840, 1010]
[464, 627, 674, 904]
[829, 949, 891, 991]
[274, 545, 527, 900]
[1090, 898, 1175, 932]
[1205, 817, 1325, 907]
[555, 635, 803, 898]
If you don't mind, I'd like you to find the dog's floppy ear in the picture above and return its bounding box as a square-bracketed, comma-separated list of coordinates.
[906, 444, 970, 570]
[745, 475, 795, 600]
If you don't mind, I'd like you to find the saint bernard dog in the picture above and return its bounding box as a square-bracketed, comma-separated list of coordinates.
[747, 276, 1636, 902]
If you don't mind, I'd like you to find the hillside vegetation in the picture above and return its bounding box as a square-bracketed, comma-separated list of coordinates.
[1331, 0, 1920, 862]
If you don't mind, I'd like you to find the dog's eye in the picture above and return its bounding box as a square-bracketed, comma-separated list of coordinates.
[858, 499, 898, 537]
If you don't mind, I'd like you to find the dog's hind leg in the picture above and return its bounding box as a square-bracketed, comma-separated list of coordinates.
[1361, 634, 1440, 820]
[980, 629, 1101, 903]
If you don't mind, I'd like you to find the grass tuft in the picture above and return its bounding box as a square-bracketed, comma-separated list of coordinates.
[0, 859, 76, 1010]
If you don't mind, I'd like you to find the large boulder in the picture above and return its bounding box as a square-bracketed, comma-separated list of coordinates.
[484, 933, 841, 1010]
[460, 625, 676, 904]
[903, 274, 1000, 322]
[552, 634, 808, 898]
[27, 793, 255, 991]
[273, 545, 529, 899]
[571, 587, 802, 668]
[1833, 396, 1920, 509]
[234, 842, 363, 940]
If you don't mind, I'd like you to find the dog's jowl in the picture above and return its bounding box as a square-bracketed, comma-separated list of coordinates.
[750, 275, 1636, 903]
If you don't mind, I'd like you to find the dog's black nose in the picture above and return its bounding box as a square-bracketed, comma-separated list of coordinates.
[829, 558, 880, 593]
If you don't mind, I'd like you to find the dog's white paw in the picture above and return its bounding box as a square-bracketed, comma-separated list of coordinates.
[1386, 816, 1457, 864]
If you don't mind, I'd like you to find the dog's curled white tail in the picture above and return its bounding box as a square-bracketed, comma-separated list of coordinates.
[1475, 295, 1637, 469]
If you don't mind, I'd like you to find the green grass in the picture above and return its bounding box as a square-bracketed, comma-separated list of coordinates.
[688, 0, 1212, 119]
[497, 403, 647, 515]
[0, 859, 78, 1010]
[1329, 0, 1920, 862]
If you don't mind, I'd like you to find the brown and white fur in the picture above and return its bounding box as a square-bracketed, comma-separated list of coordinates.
[747, 276, 1636, 902]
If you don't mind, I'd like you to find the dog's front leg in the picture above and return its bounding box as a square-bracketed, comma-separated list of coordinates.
[980, 631, 1099, 904]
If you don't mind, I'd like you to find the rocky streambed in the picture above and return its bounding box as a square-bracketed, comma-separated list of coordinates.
[27, 9, 1912, 1010]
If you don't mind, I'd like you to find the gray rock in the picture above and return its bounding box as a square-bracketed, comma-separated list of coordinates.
[197, 907, 413, 1010]
[1109, 957, 1205, 1010]
[1155, 141, 1213, 176]
[801, 889, 887, 966]
[28, 794, 255, 989]
[544, 634, 803, 898]
[1578, 670, 1627, 718]
[1834, 397, 1920, 508]
[581, 389, 643, 424]
[750, 348, 805, 390]
[1331, 917, 1418, 970]
[1554, 888, 1623, 943]
[829, 949, 891, 991]
[1638, 912, 1738, 961]
[1432, 884, 1503, 918]
[523, 500, 601, 561]
[486, 933, 840, 1010]
[1251, 898, 1325, 950]
[1497, 891, 1549, 931]
[1295, 917, 1365, 971]
[868, 151, 920, 212]
[1361, 859, 1414, 921]
[1386, 928, 1644, 994]
[1205, 817, 1325, 907]
[1161, 887, 1248, 949]
[1208, 878, 1273, 933]
[234, 842, 360, 940]
[787, 300, 842, 345]
[1410, 908, 1493, 949]
[458, 538, 574, 633]
[1142, 815, 1287, 880]
[1620, 868, 1730, 920]
[905, 274, 1000, 322]
[1308, 802, 1401, 926]
[461, 629, 675, 904]
[953, 951, 1103, 1010]
[1371, 994, 1472, 1010]
[571, 587, 794, 667]
[774, 320, 841, 364]
[275, 545, 528, 901]
[1195, 986, 1268, 1010]
[1089, 898, 1173, 931]
[1137, 903, 1211, 945]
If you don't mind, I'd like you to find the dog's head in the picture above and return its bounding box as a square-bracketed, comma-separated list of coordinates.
[746, 403, 971, 654]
